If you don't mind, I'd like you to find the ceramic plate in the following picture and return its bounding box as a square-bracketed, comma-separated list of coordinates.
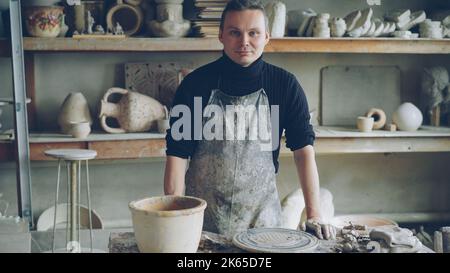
[232, 228, 319, 253]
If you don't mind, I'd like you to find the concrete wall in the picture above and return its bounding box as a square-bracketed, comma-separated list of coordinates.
[1, 0, 450, 228]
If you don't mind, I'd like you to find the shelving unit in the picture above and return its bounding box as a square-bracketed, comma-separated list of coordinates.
[1, 37, 450, 162]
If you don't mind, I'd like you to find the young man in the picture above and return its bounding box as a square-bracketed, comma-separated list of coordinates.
[164, 0, 335, 240]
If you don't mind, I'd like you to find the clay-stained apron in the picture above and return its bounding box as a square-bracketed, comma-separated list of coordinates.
[186, 87, 282, 239]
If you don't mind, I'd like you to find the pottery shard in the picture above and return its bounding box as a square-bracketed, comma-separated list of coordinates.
[344, 10, 361, 32]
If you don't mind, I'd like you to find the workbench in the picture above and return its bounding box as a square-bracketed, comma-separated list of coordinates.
[108, 231, 434, 253]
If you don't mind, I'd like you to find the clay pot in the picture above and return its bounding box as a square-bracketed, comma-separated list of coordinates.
[392, 102, 423, 131]
[129, 195, 207, 253]
[68, 121, 91, 139]
[24, 5, 64, 38]
[99, 87, 165, 133]
[58, 93, 92, 134]
[106, 0, 143, 36]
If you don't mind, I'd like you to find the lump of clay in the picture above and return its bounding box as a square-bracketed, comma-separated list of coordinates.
[370, 225, 423, 253]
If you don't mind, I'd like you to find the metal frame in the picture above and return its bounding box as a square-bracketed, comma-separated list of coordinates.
[9, 0, 33, 228]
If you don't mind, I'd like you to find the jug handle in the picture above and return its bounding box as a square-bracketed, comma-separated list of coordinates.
[100, 115, 126, 134]
[102, 87, 128, 102]
[100, 87, 128, 133]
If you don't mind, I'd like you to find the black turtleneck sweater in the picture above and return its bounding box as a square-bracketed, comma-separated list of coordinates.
[165, 53, 315, 173]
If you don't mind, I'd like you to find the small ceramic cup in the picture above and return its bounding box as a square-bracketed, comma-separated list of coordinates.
[356, 116, 374, 132]
[68, 121, 91, 139]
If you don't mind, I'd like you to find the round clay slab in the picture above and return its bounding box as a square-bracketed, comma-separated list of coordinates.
[232, 228, 319, 253]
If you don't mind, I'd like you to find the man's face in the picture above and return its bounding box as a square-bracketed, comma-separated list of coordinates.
[219, 9, 269, 67]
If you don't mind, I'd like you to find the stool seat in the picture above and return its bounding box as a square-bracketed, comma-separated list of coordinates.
[45, 149, 97, 161]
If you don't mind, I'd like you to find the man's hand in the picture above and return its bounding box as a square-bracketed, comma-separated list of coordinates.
[301, 218, 336, 240]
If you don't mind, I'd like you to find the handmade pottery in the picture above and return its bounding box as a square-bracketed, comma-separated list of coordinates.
[392, 102, 423, 131]
[58, 14, 68, 37]
[99, 87, 166, 133]
[68, 121, 91, 139]
[365, 108, 386, 130]
[356, 116, 374, 132]
[147, 0, 190, 37]
[107, 0, 143, 36]
[58, 93, 92, 134]
[265, 1, 286, 38]
[24, 5, 64, 38]
[296, 9, 316, 37]
[129, 195, 207, 253]
[330, 17, 346, 37]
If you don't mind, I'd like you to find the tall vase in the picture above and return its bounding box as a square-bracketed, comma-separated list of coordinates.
[99, 87, 166, 133]
[58, 92, 93, 134]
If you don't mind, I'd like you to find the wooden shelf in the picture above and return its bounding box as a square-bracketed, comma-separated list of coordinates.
[15, 37, 450, 54]
[1, 126, 450, 161]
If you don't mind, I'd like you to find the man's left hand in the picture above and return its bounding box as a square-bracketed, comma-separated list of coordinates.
[302, 218, 336, 240]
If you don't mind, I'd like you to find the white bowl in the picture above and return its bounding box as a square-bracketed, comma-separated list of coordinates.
[37, 203, 103, 231]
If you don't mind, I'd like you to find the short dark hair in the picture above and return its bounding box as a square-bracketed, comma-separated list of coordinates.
[219, 0, 268, 31]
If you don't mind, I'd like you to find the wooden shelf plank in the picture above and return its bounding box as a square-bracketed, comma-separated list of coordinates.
[20, 37, 450, 54]
[1, 127, 450, 161]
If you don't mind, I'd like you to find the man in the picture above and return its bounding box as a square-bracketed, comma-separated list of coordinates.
[164, 0, 335, 240]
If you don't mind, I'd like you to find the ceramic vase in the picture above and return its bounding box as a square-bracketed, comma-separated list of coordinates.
[99, 87, 166, 133]
[392, 102, 423, 131]
[24, 6, 64, 38]
[129, 195, 207, 253]
[58, 92, 92, 134]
